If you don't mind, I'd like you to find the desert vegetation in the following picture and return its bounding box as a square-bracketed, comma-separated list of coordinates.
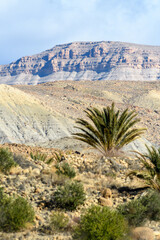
[55, 162, 76, 179]
[0, 148, 17, 174]
[117, 190, 160, 227]
[73, 103, 146, 156]
[0, 188, 35, 232]
[128, 145, 160, 191]
[73, 205, 128, 240]
[49, 211, 69, 232]
[53, 181, 86, 211]
[30, 151, 54, 164]
[0, 103, 159, 240]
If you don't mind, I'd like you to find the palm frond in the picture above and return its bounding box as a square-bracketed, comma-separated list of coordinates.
[72, 102, 145, 156]
[130, 145, 160, 191]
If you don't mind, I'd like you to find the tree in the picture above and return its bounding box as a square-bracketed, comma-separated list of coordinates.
[73, 102, 145, 156]
[128, 145, 160, 191]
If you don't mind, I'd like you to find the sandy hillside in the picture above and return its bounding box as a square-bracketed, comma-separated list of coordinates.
[0, 84, 74, 144]
[133, 90, 160, 111]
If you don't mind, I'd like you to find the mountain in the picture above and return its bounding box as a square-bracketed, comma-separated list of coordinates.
[1, 41, 160, 84]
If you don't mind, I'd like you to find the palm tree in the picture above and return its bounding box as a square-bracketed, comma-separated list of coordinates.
[128, 145, 160, 191]
[73, 102, 146, 156]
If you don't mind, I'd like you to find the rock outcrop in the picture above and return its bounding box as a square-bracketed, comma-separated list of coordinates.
[1, 41, 160, 84]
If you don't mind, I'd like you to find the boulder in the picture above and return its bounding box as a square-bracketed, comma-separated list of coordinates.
[131, 227, 154, 240]
[101, 188, 112, 199]
[98, 197, 113, 207]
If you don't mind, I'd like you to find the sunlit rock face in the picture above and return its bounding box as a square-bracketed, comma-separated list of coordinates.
[0, 41, 160, 84]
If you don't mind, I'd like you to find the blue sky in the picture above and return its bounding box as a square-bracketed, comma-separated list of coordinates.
[0, 0, 160, 65]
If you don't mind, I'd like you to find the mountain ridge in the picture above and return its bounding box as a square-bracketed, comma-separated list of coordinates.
[1, 41, 160, 84]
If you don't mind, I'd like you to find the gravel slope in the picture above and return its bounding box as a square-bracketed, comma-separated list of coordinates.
[0, 84, 74, 144]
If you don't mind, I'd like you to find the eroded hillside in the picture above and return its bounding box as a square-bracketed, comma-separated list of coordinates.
[15, 80, 160, 147]
[0, 84, 74, 144]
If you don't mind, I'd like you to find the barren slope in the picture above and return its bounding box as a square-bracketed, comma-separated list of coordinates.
[15, 80, 160, 147]
[133, 90, 160, 111]
[0, 85, 74, 144]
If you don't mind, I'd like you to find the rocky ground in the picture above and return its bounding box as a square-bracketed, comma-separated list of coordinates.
[0, 143, 160, 240]
[0, 80, 159, 239]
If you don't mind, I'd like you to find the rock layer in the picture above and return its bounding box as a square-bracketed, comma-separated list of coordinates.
[1, 41, 160, 84]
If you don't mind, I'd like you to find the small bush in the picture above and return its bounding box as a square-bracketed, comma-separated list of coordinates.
[54, 151, 65, 163]
[30, 151, 54, 164]
[55, 162, 76, 179]
[30, 151, 47, 161]
[73, 205, 128, 240]
[0, 189, 35, 232]
[50, 211, 69, 232]
[0, 187, 8, 205]
[140, 190, 160, 221]
[0, 148, 17, 174]
[53, 181, 86, 211]
[117, 198, 147, 227]
[128, 145, 160, 191]
[117, 190, 160, 227]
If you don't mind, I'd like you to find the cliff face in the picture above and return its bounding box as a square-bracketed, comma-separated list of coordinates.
[1, 41, 160, 84]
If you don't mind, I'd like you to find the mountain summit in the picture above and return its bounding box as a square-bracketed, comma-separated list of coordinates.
[1, 41, 160, 84]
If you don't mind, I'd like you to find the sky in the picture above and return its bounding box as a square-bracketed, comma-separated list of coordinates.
[1, 0, 160, 65]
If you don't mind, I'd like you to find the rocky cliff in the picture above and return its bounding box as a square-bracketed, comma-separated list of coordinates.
[1, 41, 160, 84]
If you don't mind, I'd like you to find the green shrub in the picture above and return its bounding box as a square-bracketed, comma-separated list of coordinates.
[117, 198, 147, 227]
[55, 162, 76, 179]
[0, 189, 35, 232]
[30, 151, 54, 164]
[140, 190, 160, 221]
[117, 190, 160, 227]
[30, 151, 47, 161]
[53, 181, 86, 211]
[54, 151, 65, 163]
[0, 187, 8, 205]
[73, 205, 128, 240]
[0, 148, 17, 174]
[50, 211, 69, 232]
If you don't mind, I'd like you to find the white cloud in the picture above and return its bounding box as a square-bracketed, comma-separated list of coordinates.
[0, 0, 160, 64]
